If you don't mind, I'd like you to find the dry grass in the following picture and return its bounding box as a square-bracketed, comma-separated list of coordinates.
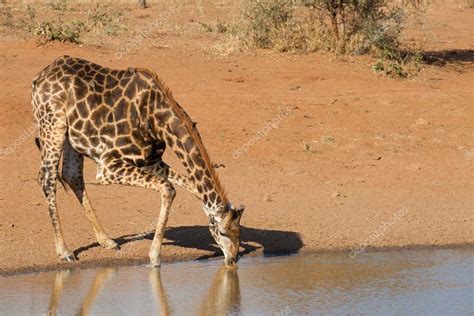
[0, 1, 126, 45]
[232, 0, 428, 77]
[0, 0, 466, 76]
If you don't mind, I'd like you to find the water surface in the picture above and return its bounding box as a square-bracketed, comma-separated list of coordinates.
[0, 248, 472, 315]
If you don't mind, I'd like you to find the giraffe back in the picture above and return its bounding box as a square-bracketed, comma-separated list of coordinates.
[32, 55, 165, 167]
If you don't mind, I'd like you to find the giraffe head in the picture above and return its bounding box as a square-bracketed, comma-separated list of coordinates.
[208, 204, 245, 268]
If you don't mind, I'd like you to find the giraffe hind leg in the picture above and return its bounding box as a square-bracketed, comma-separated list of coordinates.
[37, 114, 75, 262]
[62, 139, 118, 250]
[35, 136, 70, 192]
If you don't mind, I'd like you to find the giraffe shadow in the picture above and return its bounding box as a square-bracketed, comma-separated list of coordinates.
[164, 226, 304, 260]
[73, 226, 303, 260]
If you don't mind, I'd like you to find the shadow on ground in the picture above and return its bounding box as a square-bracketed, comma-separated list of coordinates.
[423, 49, 474, 66]
[74, 226, 303, 260]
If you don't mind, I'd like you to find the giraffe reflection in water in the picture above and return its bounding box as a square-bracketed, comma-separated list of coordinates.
[46, 266, 240, 315]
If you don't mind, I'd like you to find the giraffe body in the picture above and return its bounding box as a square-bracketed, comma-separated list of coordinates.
[32, 56, 244, 267]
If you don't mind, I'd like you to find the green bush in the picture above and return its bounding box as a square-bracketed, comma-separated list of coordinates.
[242, 0, 294, 49]
[48, 0, 70, 12]
[35, 21, 82, 43]
[1, 1, 124, 44]
[240, 0, 424, 77]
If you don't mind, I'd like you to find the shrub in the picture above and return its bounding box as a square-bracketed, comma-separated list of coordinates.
[48, 0, 70, 12]
[35, 21, 82, 43]
[1, 5, 13, 27]
[240, 0, 424, 77]
[1, 1, 124, 44]
[242, 0, 294, 49]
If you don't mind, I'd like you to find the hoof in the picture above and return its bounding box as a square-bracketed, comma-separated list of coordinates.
[147, 263, 161, 268]
[225, 258, 238, 269]
[60, 253, 76, 262]
[225, 264, 238, 270]
[148, 258, 161, 268]
[100, 239, 119, 250]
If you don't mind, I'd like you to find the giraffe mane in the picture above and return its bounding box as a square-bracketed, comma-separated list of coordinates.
[138, 68, 228, 205]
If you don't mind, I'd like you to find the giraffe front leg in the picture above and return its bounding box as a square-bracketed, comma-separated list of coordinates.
[148, 185, 175, 267]
[144, 161, 199, 199]
[98, 160, 176, 267]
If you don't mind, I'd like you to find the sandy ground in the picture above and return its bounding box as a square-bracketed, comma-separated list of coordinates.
[0, 2, 473, 275]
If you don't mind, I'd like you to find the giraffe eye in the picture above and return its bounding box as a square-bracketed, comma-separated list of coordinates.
[216, 224, 229, 237]
[209, 222, 218, 233]
[219, 230, 230, 237]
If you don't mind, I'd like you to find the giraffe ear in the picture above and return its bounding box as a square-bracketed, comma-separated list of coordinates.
[234, 205, 245, 223]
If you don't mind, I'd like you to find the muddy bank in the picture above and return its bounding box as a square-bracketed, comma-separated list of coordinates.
[2, 242, 473, 277]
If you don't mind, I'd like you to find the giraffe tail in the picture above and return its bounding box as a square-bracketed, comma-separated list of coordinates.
[34, 137, 41, 151]
[34, 137, 71, 192]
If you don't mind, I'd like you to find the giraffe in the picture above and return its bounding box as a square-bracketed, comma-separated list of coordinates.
[32, 55, 245, 267]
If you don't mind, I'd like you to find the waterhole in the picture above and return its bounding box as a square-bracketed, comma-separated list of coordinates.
[0, 248, 472, 315]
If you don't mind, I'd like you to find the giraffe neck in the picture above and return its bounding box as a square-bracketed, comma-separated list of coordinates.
[147, 92, 228, 214]
[168, 126, 226, 212]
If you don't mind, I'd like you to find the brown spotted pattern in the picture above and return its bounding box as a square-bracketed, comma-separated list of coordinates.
[32, 56, 244, 267]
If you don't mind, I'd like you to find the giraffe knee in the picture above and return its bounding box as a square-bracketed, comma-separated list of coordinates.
[155, 161, 170, 178]
[37, 167, 46, 187]
[162, 184, 176, 201]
